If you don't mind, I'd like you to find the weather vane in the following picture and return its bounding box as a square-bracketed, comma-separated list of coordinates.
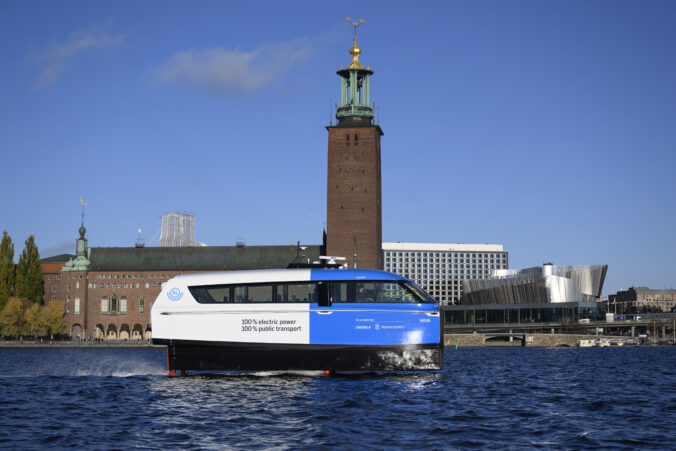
[79, 196, 87, 226]
[345, 17, 365, 39]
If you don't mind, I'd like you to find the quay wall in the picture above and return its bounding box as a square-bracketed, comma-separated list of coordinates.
[444, 334, 623, 347]
[0, 340, 160, 348]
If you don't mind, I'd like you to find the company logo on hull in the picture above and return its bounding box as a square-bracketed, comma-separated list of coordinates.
[167, 288, 183, 301]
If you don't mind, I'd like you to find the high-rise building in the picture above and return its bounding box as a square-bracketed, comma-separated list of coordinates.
[158, 213, 195, 247]
[383, 243, 508, 305]
[326, 29, 383, 269]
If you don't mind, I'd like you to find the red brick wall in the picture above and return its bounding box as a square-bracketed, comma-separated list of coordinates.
[47, 269, 217, 339]
[326, 125, 383, 269]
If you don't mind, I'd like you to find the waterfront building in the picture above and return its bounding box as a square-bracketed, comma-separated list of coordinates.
[462, 263, 608, 305]
[609, 287, 676, 314]
[42, 223, 321, 340]
[382, 243, 508, 305]
[326, 26, 383, 270]
[445, 263, 608, 326]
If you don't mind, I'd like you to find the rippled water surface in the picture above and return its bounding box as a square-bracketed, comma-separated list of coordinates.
[1, 347, 675, 449]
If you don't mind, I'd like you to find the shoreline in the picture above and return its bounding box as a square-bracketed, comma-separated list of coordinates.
[0, 340, 162, 348]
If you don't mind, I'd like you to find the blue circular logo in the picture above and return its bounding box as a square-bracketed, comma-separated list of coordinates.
[167, 288, 183, 301]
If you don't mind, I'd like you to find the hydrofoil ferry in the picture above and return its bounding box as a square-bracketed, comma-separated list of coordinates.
[151, 268, 443, 374]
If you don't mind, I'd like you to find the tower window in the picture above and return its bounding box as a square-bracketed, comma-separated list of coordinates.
[354, 134, 358, 146]
[345, 135, 350, 146]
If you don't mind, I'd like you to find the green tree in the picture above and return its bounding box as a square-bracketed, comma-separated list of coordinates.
[0, 231, 15, 310]
[0, 297, 30, 339]
[15, 235, 43, 304]
[41, 301, 67, 339]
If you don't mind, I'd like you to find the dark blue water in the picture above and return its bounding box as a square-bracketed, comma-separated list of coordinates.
[1, 347, 675, 450]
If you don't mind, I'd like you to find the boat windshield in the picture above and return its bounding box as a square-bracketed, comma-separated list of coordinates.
[403, 280, 436, 304]
[327, 280, 435, 304]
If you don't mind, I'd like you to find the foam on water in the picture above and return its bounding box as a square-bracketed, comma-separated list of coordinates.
[0, 347, 166, 377]
[375, 349, 440, 370]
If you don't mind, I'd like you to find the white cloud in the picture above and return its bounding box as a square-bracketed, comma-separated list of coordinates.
[35, 62, 66, 90]
[42, 29, 126, 60]
[155, 39, 312, 94]
[35, 28, 126, 89]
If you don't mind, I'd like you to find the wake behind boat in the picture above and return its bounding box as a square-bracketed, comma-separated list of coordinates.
[152, 268, 443, 374]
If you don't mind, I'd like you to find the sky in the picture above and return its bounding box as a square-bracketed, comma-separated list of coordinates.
[1, 0, 675, 295]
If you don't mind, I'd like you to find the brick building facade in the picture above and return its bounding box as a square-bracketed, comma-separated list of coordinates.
[326, 124, 383, 269]
[41, 239, 321, 340]
[609, 287, 676, 314]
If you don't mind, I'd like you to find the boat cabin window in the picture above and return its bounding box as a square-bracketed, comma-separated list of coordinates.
[328, 281, 433, 303]
[189, 282, 320, 304]
[189, 280, 434, 304]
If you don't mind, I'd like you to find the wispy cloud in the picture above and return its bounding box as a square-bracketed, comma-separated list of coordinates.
[155, 38, 312, 94]
[35, 27, 126, 89]
[42, 240, 74, 257]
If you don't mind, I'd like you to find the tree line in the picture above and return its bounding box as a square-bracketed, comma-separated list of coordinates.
[0, 231, 67, 339]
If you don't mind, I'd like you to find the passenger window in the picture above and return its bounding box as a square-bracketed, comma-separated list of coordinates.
[284, 283, 317, 303]
[244, 285, 273, 302]
[190, 283, 317, 303]
[328, 281, 429, 303]
[356, 282, 377, 302]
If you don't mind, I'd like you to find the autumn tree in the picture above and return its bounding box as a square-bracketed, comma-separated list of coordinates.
[24, 302, 45, 338]
[0, 231, 15, 310]
[0, 297, 31, 339]
[41, 301, 67, 339]
[15, 235, 43, 304]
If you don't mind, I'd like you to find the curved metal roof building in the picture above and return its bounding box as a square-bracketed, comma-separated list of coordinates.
[460, 263, 608, 305]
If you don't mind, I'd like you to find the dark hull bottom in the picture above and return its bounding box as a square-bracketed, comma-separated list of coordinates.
[154, 339, 444, 371]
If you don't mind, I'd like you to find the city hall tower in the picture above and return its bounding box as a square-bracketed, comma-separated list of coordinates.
[326, 20, 383, 269]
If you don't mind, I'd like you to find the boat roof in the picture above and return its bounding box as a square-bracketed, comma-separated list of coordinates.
[171, 268, 406, 286]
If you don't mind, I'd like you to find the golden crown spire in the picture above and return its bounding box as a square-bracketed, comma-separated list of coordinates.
[345, 17, 365, 69]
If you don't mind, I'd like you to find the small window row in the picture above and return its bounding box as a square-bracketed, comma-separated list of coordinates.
[189, 280, 434, 304]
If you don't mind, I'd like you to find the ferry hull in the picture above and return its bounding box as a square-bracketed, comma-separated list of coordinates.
[155, 339, 444, 371]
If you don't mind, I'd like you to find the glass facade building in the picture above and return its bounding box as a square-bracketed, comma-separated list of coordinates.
[444, 264, 608, 326]
[382, 243, 508, 305]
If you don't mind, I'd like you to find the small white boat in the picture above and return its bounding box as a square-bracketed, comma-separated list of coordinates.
[577, 339, 595, 347]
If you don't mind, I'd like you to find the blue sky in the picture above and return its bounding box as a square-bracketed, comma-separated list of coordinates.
[1, 1, 675, 295]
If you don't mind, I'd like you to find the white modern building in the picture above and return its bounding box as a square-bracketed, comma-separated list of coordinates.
[462, 263, 608, 305]
[382, 243, 508, 305]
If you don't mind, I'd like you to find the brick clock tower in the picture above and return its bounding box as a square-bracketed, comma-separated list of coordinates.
[326, 22, 383, 269]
